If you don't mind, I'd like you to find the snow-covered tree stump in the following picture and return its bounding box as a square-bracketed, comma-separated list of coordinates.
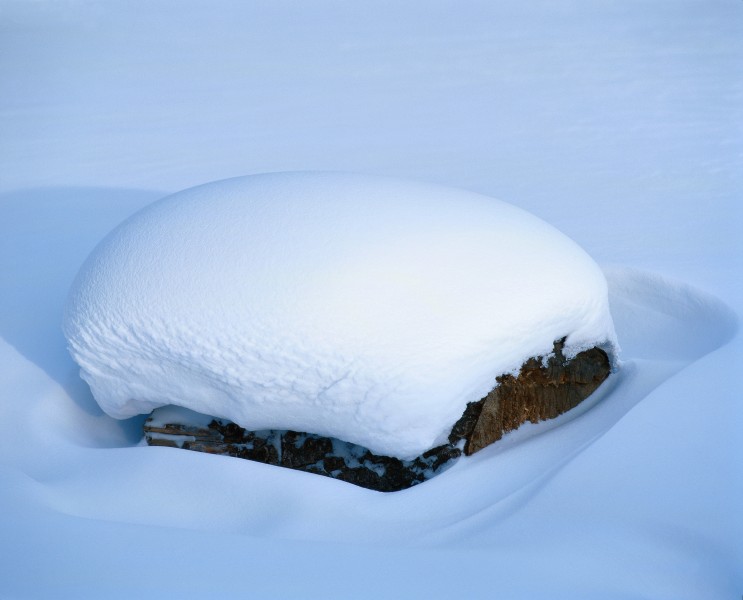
[63, 173, 618, 490]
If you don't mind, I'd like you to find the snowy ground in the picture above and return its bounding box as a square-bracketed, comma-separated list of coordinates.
[1, 1, 741, 598]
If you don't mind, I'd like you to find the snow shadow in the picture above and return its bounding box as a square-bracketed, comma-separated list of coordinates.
[0, 187, 163, 432]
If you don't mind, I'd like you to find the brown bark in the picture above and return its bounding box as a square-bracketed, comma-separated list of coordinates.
[449, 339, 610, 455]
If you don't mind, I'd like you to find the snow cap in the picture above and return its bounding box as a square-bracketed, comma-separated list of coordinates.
[63, 172, 617, 459]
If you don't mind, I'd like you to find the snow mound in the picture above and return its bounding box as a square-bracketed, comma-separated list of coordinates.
[63, 172, 617, 459]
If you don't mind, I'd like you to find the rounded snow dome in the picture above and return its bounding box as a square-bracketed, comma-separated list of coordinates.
[64, 172, 617, 459]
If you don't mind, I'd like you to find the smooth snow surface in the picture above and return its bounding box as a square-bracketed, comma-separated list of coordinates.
[64, 172, 617, 458]
[1, 1, 741, 598]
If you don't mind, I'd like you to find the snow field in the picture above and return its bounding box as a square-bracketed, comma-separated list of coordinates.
[1, 0, 740, 596]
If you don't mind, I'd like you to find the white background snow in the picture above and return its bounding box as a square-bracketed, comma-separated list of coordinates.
[0, 0, 741, 598]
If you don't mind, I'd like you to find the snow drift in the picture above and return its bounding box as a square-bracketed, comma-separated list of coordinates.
[63, 172, 617, 459]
